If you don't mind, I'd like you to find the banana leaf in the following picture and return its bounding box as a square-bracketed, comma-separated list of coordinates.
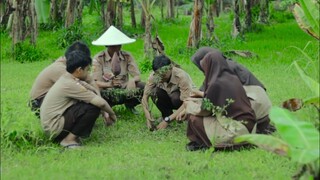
[234, 134, 289, 156]
[299, 0, 319, 35]
[35, 0, 50, 23]
[270, 107, 320, 164]
[293, 0, 319, 39]
[304, 96, 320, 109]
[294, 61, 319, 97]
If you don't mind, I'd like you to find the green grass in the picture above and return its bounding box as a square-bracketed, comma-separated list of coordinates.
[1, 7, 319, 179]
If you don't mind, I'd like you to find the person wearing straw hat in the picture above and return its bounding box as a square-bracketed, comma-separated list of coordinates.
[91, 26, 145, 115]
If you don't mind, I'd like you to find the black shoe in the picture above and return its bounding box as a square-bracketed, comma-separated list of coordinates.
[186, 142, 209, 151]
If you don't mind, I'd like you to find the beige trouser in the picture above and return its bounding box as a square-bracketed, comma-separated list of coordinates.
[243, 85, 272, 121]
[203, 116, 251, 148]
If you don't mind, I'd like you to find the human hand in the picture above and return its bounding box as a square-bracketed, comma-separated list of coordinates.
[176, 111, 186, 121]
[103, 112, 114, 126]
[112, 81, 122, 88]
[109, 113, 117, 123]
[157, 121, 168, 130]
[126, 79, 136, 89]
[190, 89, 203, 98]
[147, 120, 156, 131]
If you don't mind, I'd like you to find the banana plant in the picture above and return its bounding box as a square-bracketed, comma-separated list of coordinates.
[35, 0, 50, 23]
[235, 107, 319, 179]
[293, 0, 319, 40]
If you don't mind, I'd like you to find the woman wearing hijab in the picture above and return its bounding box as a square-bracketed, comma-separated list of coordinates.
[185, 51, 256, 151]
[190, 47, 274, 134]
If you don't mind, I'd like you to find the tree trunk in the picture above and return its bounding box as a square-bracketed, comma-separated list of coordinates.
[130, 0, 136, 28]
[12, 0, 37, 46]
[140, 1, 146, 28]
[1, 0, 15, 26]
[76, 0, 83, 24]
[117, 1, 123, 29]
[144, 13, 153, 58]
[106, 0, 116, 27]
[187, 0, 203, 48]
[65, 0, 77, 27]
[160, 0, 164, 19]
[167, 0, 174, 19]
[29, 0, 38, 45]
[232, 0, 241, 38]
[59, 0, 67, 21]
[259, 0, 269, 24]
[206, 3, 215, 39]
[100, 0, 108, 29]
[50, 0, 59, 22]
[244, 0, 252, 31]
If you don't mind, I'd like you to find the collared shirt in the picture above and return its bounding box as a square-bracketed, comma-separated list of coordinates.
[143, 67, 196, 101]
[30, 57, 98, 101]
[30, 57, 66, 100]
[40, 73, 107, 137]
[92, 50, 140, 88]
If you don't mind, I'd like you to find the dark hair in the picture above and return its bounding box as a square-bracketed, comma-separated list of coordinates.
[66, 50, 92, 73]
[65, 41, 91, 59]
[152, 55, 172, 71]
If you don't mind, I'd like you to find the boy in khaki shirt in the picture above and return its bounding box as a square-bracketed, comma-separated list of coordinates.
[29, 41, 93, 117]
[40, 50, 116, 148]
[142, 55, 196, 130]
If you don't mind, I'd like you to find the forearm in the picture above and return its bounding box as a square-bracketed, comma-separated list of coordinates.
[101, 103, 115, 116]
[133, 75, 141, 82]
[96, 80, 113, 89]
[169, 105, 185, 121]
[142, 95, 153, 121]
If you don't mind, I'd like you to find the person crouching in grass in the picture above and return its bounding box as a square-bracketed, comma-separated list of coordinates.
[40, 50, 117, 149]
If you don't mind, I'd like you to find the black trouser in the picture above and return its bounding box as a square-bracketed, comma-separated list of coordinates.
[101, 82, 145, 108]
[151, 88, 182, 118]
[54, 102, 100, 143]
[29, 96, 45, 118]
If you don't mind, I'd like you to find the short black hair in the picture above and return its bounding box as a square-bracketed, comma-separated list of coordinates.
[66, 50, 92, 73]
[65, 41, 91, 59]
[152, 55, 172, 71]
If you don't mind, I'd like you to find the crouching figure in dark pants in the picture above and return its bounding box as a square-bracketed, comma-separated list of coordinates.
[185, 51, 256, 151]
[40, 50, 116, 148]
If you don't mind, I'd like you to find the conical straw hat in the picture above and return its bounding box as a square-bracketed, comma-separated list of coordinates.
[92, 25, 136, 46]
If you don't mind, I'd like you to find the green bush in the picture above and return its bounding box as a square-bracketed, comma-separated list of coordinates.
[269, 3, 295, 23]
[56, 23, 88, 48]
[139, 58, 152, 73]
[13, 42, 47, 63]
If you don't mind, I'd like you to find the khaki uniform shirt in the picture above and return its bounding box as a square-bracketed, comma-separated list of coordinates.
[143, 67, 196, 101]
[30, 57, 97, 100]
[40, 73, 107, 137]
[92, 50, 140, 88]
[30, 57, 66, 100]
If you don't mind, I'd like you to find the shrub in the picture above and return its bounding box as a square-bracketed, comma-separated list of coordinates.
[56, 23, 88, 48]
[13, 42, 47, 63]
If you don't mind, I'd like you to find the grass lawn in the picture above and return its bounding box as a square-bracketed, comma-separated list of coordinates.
[1, 7, 319, 179]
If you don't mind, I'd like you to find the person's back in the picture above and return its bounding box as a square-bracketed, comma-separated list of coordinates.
[30, 57, 66, 100]
[28, 41, 92, 117]
[40, 50, 116, 148]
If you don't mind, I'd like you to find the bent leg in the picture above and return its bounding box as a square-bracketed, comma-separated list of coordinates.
[55, 102, 100, 143]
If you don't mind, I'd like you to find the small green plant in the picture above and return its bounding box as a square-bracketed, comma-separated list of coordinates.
[139, 58, 152, 73]
[57, 23, 87, 48]
[201, 98, 234, 117]
[100, 88, 143, 105]
[13, 42, 47, 63]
